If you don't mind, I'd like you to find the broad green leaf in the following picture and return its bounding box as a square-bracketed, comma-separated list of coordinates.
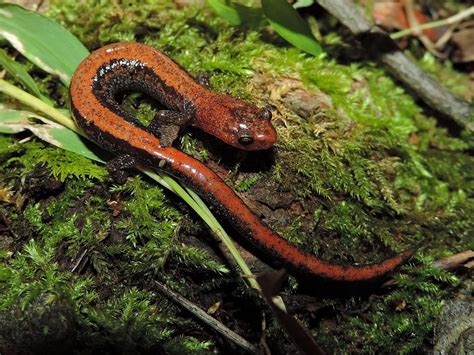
[0, 109, 103, 162]
[0, 48, 53, 104]
[207, 0, 264, 26]
[261, 0, 321, 56]
[0, 3, 89, 86]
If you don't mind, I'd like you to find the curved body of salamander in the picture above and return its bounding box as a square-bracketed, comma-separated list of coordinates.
[70, 42, 414, 282]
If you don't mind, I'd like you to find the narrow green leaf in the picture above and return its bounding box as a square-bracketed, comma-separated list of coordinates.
[261, 0, 322, 56]
[293, 0, 314, 9]
[0, 108, 30, 133]
[0, 3, 89, 86]
[47, 127, 105, 163]
[0, 109, 103, 162]
[0, 79, 77, 131]
[0, 48, 53, 104]
[207, 0, 264, 26]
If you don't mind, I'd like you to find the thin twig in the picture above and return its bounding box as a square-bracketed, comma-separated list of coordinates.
[435, 21, 462, 49]
[433, 250, 474, 270]
[382, 250, 473, 288]
[391, 5, 474, 40]
[315, 0, 473, 131]
[403, 0, 445, 58]
[70, 248, 89, 273]
[154, 281, 259, 354]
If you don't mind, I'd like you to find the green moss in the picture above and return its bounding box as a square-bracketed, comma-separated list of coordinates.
[0, 239, 70, 311]
[0, 236, 217, 351]
[233, 175, 260, 192]
[417, 52, 473, 99]
[0, 171, 228, 351]
[78, 288, 186, 352]
[4, 140, 106, 182]
[345, 255, 459, 353]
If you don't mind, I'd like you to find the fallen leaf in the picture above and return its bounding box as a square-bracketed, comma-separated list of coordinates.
[373, 1, 437, 41]
[396, 300, 407, 311]
[207, 301, 221, 315]
[451, 21, 474, 63]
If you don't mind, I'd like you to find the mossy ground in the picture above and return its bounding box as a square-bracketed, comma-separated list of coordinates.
[0, 0, 472, 353]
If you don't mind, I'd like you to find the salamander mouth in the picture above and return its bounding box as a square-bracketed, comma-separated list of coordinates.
[235, 138, 275, 151]
[238, 134, 254, 145]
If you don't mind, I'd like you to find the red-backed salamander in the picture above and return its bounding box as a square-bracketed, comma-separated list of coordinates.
[70, 42, 415, 283]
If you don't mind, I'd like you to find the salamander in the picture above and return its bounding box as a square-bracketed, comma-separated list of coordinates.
[69, 42, 415, 282]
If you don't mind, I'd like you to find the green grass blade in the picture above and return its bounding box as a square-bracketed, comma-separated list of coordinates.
[146, 170, 260, 290]
[0, 3, 89, 85]
[261, 0, 322, 56]
[293, 0, 314, 9]
[0, 48, 53, 105]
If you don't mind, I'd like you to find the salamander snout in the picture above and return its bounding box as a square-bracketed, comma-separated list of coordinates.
[234, 119, 277, 151]
[197, 94, 277, 151]
[230, 107, 277, 151]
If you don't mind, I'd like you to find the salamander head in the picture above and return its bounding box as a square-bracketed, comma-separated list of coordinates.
[196, 94, 277, 151]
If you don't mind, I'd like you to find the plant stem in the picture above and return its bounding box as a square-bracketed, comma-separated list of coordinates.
[154, 281, 259, 354]
[0, 79, 79, 132]
[390, 6, 474, 40]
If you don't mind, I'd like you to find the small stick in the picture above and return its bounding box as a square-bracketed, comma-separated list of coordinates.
[70, 248, 89, 273]
[403, 0, 445, 58]
[433, 250, 474, 270]
[154, 281, 259, 354]
[382, 250, 473, 288]
[391, 6, 474, 40]
[435, 21, 462, 49]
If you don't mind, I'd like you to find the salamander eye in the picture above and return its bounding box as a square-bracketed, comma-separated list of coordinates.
[238, 134, 254, 145]
[259, 109, 272, 120]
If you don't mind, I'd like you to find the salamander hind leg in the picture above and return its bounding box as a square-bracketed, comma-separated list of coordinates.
[106, 154, 137, 184]
[147, 110, 192, 147]
[195, 73, 211, 89]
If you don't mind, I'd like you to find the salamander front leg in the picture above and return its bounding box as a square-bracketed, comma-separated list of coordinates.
[106, 154, 137, 184]
[148, 110, 191, 147]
